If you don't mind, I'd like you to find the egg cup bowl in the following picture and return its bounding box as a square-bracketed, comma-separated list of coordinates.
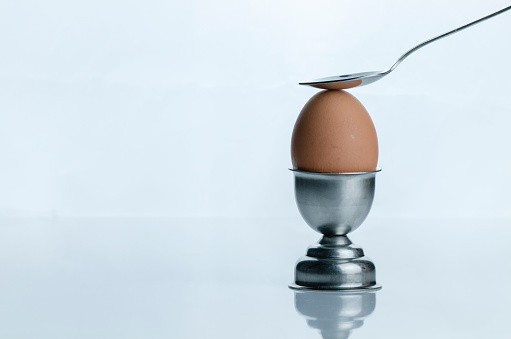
[290, 168, 381, 291]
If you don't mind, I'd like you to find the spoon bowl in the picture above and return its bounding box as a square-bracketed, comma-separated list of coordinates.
[299, 71, 386, 90]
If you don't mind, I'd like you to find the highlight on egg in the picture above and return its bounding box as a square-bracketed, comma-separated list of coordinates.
[291, 90, 378, 173]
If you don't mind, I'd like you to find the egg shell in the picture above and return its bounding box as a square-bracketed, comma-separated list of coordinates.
[291, 90, 378, 173]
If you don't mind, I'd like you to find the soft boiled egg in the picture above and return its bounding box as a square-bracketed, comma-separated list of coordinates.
[291, 90, 378, 173]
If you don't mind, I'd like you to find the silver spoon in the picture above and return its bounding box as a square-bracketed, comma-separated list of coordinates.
[300, 5, 511, 90]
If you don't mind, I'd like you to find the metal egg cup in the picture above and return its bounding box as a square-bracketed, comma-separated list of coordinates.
[290, 168, 381, 291]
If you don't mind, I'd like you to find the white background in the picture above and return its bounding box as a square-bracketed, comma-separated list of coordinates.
[1, 0, 510, 219]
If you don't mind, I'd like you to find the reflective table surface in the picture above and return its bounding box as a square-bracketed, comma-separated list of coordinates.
[0, 216, 510, 338]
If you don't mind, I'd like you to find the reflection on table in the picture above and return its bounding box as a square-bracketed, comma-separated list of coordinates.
[293, 289, 377, 339]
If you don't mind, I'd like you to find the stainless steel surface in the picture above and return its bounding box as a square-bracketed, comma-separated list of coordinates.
[300, 5, 511, 89]
[294, 290, 377, 339]
[293, 169, 379, 236]
[292, 170, 380, 290]
[291, 235, 380, 290]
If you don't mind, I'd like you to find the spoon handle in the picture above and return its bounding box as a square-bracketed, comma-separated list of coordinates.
[386, 5, 511, 73]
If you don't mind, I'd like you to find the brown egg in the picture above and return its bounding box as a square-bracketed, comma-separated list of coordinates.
[291, 90, 378, 173]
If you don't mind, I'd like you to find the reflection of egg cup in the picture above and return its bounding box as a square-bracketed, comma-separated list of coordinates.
[290, 169, 381, 291]
[294, 289, 377, 339]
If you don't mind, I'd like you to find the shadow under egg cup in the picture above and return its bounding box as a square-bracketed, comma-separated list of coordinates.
[290, 168, 381, 291]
